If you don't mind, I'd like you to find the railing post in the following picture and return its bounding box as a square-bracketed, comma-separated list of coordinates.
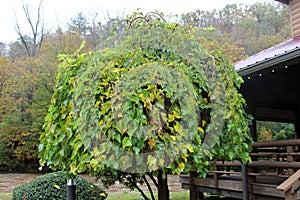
[242, 164, 249, 200]
[213, 172, 218, 188]
[189, 171, 203, 200]
[287, 145, 295, 175]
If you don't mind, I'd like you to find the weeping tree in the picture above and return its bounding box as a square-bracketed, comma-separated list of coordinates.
[39, 11, 252, 200]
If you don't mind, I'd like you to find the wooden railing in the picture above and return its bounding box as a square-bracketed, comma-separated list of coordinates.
[213, 139, 300, 176]
[181, 139, 300, 200]
[251, 139, 300, 175]
[277, 169, 300, 200]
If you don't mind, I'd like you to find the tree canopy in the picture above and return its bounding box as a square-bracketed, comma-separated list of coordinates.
[0, 1, 293, 198]
[38, 11, 252, 200]
[0, 1, 291, 175]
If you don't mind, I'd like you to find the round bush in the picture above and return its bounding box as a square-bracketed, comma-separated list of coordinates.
[12, 171, 107, 200]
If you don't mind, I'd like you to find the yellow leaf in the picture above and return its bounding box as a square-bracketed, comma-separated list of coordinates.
[101, 81, 108, 86]
[148, 138, 156, 151]
[198, 127, 205, 134]
[181, 154, 188, 162]
[61, 106, 67, 113]
[173, 111, 180, 119]
[54, 184, 61, 190]
[94, 101, 100, 108]
[100, 193, 106, 197]
[174, 122, 179, 132]
[168, 113, 174, 121]
[167, 61, 174, 67]
[202, 120, 207, 127]
[138, 93, 145, 100]
[159, 158, 164, 166]
[147, 155, 157, 170]
[170, 135, 176, 141]
[186, 144, 194, 153]
[179, 162, 185, 171]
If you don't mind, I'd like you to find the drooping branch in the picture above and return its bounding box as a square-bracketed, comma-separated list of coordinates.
[142, 175, 155, 200]
[126, 11, 167, 30]
[132, 181, 150, 200]
[147, 172, 159, 189]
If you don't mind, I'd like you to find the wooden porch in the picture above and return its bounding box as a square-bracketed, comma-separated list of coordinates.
[179, 1, 300, 198]
[179, 6, 300, 198]
[179, 139, 300, 200]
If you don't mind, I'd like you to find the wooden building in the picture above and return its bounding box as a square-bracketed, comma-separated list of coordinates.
[180, 0, 300, 199]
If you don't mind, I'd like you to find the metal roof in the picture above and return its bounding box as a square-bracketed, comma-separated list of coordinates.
[234, 35, 300, 76]
[275, 0, 289, 4]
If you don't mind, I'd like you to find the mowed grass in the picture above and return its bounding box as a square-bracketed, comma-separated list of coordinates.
[0, 193, 12, 200]
[106, 191, 189, 200]
[0, 191, 189, 200]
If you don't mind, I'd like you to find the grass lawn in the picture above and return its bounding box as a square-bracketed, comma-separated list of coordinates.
[0, 193, 12, 200]
[106, 191, 189, 200]
[0, 191, 189, 200]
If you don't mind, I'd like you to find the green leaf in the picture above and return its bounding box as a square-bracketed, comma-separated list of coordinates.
[122, 137, 132, 149]
[147, 155, 157, 171]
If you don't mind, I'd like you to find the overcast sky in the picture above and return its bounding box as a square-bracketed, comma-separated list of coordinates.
[0, 0, 274, 43]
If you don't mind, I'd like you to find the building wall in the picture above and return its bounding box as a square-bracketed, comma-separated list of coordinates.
[290, 0, 300, 37]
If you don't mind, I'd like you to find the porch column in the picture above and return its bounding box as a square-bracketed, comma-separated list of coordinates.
[295, 101, 300, 139]
[245, 99, 256, 200]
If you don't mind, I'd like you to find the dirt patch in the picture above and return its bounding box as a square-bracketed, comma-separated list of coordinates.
[0, 173, 41, 193]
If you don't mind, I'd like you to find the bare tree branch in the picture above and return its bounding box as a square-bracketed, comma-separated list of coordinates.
[14, 0, 44, 57]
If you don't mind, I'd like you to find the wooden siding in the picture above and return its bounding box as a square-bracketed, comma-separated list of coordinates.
[290, 0, 300, 37]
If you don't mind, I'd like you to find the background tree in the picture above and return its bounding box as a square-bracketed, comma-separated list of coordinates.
[0, 57, 41, 170]
[0, 0, 47, 169]
[178, 2, 290, 56]
[14, 0, 45, 57]
[257, 121, 295, 141]
[0, 42, 6, 57]
[68, 12, 90, 37]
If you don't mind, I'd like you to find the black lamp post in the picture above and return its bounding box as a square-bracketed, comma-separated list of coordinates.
[67, 178, 76, 200]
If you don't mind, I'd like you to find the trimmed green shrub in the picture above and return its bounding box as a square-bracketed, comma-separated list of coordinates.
[12, 171, 107, 200]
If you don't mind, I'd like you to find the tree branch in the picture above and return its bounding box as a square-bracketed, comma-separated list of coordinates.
[132, 181, 150, 200]
[147, 172, 159, 189]
[22, 3, 35, 38]
[142, 175, 155, 200]
[14, 22, 30, 57]
[16, 0, 44, 57]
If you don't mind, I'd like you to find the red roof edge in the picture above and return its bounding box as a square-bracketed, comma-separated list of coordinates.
[275, 0, 289, 5]
[234, 35, 300, 73]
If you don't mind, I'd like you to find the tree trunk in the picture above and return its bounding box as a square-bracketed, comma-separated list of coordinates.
[157, 170, 169, 200]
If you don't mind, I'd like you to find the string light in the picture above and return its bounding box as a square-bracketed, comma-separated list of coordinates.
[244, 65, 289, 81]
